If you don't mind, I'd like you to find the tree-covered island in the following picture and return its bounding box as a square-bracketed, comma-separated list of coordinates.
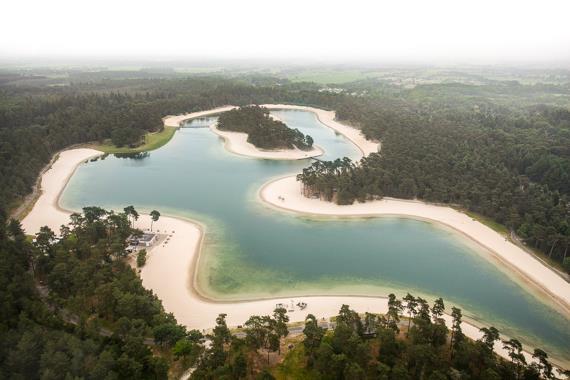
[217, 105, 314, 151]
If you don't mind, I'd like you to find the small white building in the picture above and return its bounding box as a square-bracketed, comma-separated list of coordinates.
[138, 233, 157, 247]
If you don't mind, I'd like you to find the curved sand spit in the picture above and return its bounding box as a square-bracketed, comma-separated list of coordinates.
[260, 176, 570, 312]
[21, 106, 567, 366]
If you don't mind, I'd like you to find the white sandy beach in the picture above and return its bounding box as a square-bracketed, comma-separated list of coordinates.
[19, 105, 568, 366]
[164, 105, 323, 160]
[20, 148, 553, 365]
[260, 175, 570, 312]
[21, 148, 102, 234]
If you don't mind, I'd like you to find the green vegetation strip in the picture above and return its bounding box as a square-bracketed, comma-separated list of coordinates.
[88, 127, 177, 154]
[463, 210, 509, 236]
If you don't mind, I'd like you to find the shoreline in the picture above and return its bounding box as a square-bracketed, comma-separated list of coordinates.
[19, 105, 569, 366]
[261, 104, 380, 157]
[162, 103, 380, 159]
[259, 175, 570, 315]
[21, 150, 567, 366]
[21, 148, 103, 234]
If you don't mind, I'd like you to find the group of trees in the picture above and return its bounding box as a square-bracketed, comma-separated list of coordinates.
[181, 309, 290, 379]
[169, 294, 566, 379]
[298, 100, 570, 271]
[217, 105, 314, 150]
[0, 206, 187, 379]
[297, 157, 359, 205]
[293, 295, 565, 380]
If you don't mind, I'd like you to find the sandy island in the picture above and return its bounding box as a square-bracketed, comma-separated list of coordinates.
[209, 123, 324, 160]
[20, 105, 567, 366]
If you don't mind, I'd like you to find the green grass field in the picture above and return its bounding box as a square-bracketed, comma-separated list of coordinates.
[271, 344, 320, 380]
[87, 127, 177, 154]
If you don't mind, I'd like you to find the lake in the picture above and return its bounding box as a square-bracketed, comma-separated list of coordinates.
[61, 110, 570, 362]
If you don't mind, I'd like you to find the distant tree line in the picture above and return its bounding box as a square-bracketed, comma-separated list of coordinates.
[217, 105, 314, 150]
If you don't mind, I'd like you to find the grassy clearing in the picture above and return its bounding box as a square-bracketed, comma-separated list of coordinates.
[271, 343, 320, 380]
[87, 127, 177, 154]
[463, 209, 509, 236]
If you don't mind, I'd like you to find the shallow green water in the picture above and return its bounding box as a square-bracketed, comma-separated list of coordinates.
[61, 110, 570, 362]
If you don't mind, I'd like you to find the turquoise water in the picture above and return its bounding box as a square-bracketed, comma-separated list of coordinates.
[61, 110, 570, 362]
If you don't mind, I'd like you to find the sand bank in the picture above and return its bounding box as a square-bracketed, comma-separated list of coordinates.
[164, 105, 323, 160]
[259, 175, 570, 313]
[209, 123, 323, 160]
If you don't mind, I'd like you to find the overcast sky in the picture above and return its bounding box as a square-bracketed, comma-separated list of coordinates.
[2, 0, 569, 65]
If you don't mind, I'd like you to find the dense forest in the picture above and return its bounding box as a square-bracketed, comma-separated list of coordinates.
[0, 207, 189, 378]
[1, 68, 570, 377]
[297, 98, 570, 272]
[217, 105, 314, 150]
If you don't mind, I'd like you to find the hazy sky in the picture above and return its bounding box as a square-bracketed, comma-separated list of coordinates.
[2, 0, 569, 64]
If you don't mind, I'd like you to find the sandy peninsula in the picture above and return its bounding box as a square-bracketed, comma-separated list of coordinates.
[259, 175, 570, 314]
[162, 105, 237, 127]
[164, 105, 324, 160]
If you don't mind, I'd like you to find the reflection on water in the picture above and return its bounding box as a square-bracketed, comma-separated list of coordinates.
[113, 152, 151, 160]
